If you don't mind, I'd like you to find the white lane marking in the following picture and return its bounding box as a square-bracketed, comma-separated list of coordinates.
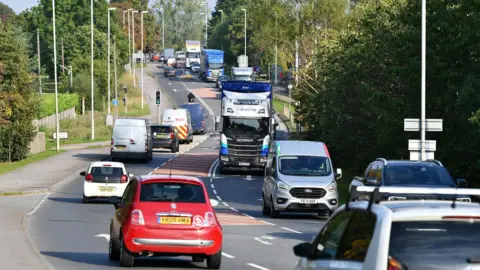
[257, 198, 263, 201]
[210, 178, 213, 183]
[221, 252, 235, 259]
[94, 234, 110, 241]
[179, 80, 215, 117]
[27, 193, 51, 216]
[168, 82, 171, 85]
[208, 159, 219, 177]
[148, 172, 152, 175]
[254, 237, 272, 245]
[216, 195, 222, 201]
[229, 207, 239, 212]
[261, 236, 275, 240]
[211, 184, 215, 188]
[173, 88, 177, 92]
[221, 201, 229, 207]
[281, 227, 302, 234]
[260, 220, 276, 226]
[247, 263, 270, 270]
[244, 175, 253, 181]
[213, 190, 217, 194]
[243, 213, 255, 219]
[212, 159, 220, 177]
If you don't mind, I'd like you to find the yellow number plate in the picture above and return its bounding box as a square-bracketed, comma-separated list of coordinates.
[99, 187, 115, 192]
[158, 217, 191, 225]
[115, 145, 126, 150]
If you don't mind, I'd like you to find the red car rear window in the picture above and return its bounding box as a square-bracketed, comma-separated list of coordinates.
[140, 182, 206, 203]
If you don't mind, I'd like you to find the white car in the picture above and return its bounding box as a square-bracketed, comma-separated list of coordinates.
[80, 161, 133, 203]
[293, 186, 480, 270]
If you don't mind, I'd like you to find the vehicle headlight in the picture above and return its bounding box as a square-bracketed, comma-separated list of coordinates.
[326, 181, 337, 192]
[277, 181, 290, 191]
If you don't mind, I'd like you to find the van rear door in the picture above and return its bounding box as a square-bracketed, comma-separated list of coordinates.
[129, 126, 146, 153]
[112, 126, 130, 151]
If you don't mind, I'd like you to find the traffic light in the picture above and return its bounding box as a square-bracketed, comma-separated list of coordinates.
[156, 90, 161, 104]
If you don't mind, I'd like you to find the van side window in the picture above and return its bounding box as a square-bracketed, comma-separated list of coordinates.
[272, 157, 277, 174]
[367, 164, 378, 179]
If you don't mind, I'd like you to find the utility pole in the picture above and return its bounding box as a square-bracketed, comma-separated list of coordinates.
[127, 9, 132, 74]
[162, 8, 165, 49]
[420, 0, 426, 160]
[275, 15, 277, 85]
[241, 8, 247, 56]
[90, 0, 95, 140]
[61, 38, 64, 73]
[295, 2, 299, 87]
[108, 7, 116, 116]
[132, 10, 138, 87]
[141, 11, 148, 110]
[52, 0, 60, 151]
[37, 28, 42, 94]
[114, 35, 118, 119]
[205, 0, 208, 48]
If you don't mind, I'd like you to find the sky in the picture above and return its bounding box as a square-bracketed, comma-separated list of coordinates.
[3, 0, 218, 14]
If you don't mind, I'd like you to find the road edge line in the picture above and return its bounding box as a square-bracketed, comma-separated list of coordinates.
[21, 211, 56, 270]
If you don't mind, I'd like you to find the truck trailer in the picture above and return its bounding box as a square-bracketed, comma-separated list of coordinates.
[200, 49, 224, 82]
[185, 40, 201, 68]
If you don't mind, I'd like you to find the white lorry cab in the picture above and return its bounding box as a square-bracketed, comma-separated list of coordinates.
[110, 118, 153, 163]
[162, 108, 193, 144]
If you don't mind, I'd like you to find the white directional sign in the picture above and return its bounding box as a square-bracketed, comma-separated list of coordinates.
[410, 151, 435, 161]
[408, 139, 436, 151]
[404, 118, 443, 132]
[52, 132, 68, 139]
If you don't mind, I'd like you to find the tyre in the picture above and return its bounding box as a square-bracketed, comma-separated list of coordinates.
[186, 139, 191, 145]
[109, 237, 120, 261]
[176, 143, 180, 152]
[190, 136, 193, 143]
[206, 250, 221, 269]
[171, 144, 177, 153]
[82, 196, 89, 204]
[143, 154, 149, 164]
[269, 197, 280, 218]
[119, 238, 135, 267]
[261, 194, 270, 216]
[148, 151, 153, 161]
[218, 164, 226, 175]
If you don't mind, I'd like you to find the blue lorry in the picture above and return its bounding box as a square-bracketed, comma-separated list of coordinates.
[199, 49, 224, 82]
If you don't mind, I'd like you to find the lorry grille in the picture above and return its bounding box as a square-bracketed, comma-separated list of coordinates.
[228, 143, 263, 157]
[289, 188, 327, 199]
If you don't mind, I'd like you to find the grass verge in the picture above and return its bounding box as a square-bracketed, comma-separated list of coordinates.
[118, 74, 150, 117]
[39, 93, 79, 118]
[0, 149, 65, 176]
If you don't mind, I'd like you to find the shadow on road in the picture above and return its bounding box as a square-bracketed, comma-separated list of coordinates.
[41, 251, 207, 268]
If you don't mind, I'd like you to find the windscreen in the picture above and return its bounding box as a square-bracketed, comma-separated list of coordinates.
[384, 165, 455, 187]
[235, 75, 251, 81]
[279, 156, 332, 176]
[187, 52, 200, 58]
[140, 182, 206, 203]
[151, 126, 171, 133]
[209, 63, 223, 69]
[222, 117, 268, 136]
[90, 166, 123, 183]
[218, 76, 230, 81]
[389, 221, 480, 270]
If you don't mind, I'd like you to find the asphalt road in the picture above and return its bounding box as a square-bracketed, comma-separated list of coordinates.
[27, 64, 327, 270]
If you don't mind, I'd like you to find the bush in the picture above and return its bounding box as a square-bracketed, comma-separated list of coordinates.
[39, 93, 79, 118]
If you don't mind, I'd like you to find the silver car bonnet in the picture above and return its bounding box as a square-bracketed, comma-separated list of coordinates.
[278, 173, 334, 188]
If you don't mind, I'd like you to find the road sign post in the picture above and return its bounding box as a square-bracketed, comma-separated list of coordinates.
[404, 118, 443, 161]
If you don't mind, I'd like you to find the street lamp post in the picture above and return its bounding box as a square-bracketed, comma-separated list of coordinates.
[241, 8, 246, 56]
[275, 14, 278, 85]
[141, 10, 148, 110]
[132, 10, 138, 87]
[114, 35, 118, 119]
[52, 0, 60, 151]
[161, 8, 165, 49]
[420, 0, 426, 160]
[90, 0, 95, 140]
[37, 28, 42, 94]
[108, 7, 116, 116]
[127, 9, 133, 74]
[218, 10, 223, 51]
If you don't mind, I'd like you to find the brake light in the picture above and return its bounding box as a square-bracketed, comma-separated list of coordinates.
[103, 164, 112, 167]
[85, 174, 93, 182]
[203, 212, 216, 227]
[120, 175, 128, 183]
[131, 210, 145, 225]
[388, 256, 405, 270]
[442, 216, 480, 220]
[323, 144, 330, 158]
[130, 139, 135, 143]
[170, 132, 175, 140]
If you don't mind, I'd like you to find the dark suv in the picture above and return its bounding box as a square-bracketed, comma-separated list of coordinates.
[349, 158, 469, 201]
[151, 124, 179, 153]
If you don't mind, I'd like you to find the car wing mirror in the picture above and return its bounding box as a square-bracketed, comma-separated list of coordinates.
[456, 178, 468, 188]
[210, 199, 219, 207]
[293, 242, 313, 258]
[365, 177, 377, 186]
[79, 171, 86, 176]
[335, 168, 343, 180]
[108, 196, 122, 209]
[266, 167, 274, 176]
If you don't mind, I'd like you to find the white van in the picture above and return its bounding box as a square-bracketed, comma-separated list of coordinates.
[111, 118, 153, 162]
[162, 108, 193, 144]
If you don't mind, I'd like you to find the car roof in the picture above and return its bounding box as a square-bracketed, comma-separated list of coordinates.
[273, 140, 329, 157]
[181, 103, 201, 109]
[382, 160, 442, 166]
[90, 161, 124, 168]
[138, 174, 204, 185]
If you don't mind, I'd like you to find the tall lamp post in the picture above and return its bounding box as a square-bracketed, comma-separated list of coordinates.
[160, 7, 165, 49]
[241, 8, 247, 56]
[107, 7, 116, 116]
[127, 9, 133, 74]
[90, 0, 95, 140]
[132, 10, 138, 87]
[52, 0, 60, 151]
[140, 10, 148, 110]
[218, 9, 223, 51]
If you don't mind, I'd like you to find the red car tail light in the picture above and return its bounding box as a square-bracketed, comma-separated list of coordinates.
[170, 132, 175, 140]
[202, 120, 205, 126]
[203, 212, 216, 227]
[85, 174, 93, 182]
[130, 139, 135, 144]
[388, 256, 405, 270]
[120, 175, 128, 183]
[131, 210, 145, 225]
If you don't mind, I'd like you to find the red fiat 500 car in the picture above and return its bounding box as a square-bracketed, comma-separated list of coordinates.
[108, 175, 222, 268]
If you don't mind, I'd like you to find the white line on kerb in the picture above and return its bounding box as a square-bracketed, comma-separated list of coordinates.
[247, 263, 270, 270]
[281, 227, 302, 234]
[221, 252, 235, 259]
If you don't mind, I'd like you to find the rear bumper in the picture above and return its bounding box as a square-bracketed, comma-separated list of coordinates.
[83, 182, 127, 198]
[153, 141, 173, 149]
[124, 227, 222, 255]
[111, 151, 147, 159]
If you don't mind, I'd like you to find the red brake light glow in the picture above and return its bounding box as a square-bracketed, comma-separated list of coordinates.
[203, 212, 216, 227]
[130, 139, 135, 143]
[171, 133, 175, 140]
[131, 210, 145, 225]
[388, 256, 405, 270]
[120, 175, 128, 183]
[103, 164, 111, 167]
[85, 174, 93, 182]
[323, 144, 330, 158]
[442, 216, 480, 220]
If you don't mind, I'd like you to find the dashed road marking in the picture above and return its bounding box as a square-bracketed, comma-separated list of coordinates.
[211, 184, 215, 188]
[254, 237, 272, 245]
[281, 227, 302, 234]
[216, 195, 222, 201]
[260, 220, 276, 226]
[247, 263, 270, 270]
[213, 190, 217, 194]
[27, 193, 50, 216]
[221, 252, 235, 259]
[229, 207, 239, 212]
[243, 213, 255, 219]
[221, 202, 229, 207]
[94, 234, 110, 241]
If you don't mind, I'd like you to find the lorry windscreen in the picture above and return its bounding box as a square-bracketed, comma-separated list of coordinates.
[223, 117, 268, 135]
[208, 63, 223, 69]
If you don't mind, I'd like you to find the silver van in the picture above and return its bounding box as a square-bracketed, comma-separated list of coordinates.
[262, 140, 342, 218]
[111, 118, 153, 163]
